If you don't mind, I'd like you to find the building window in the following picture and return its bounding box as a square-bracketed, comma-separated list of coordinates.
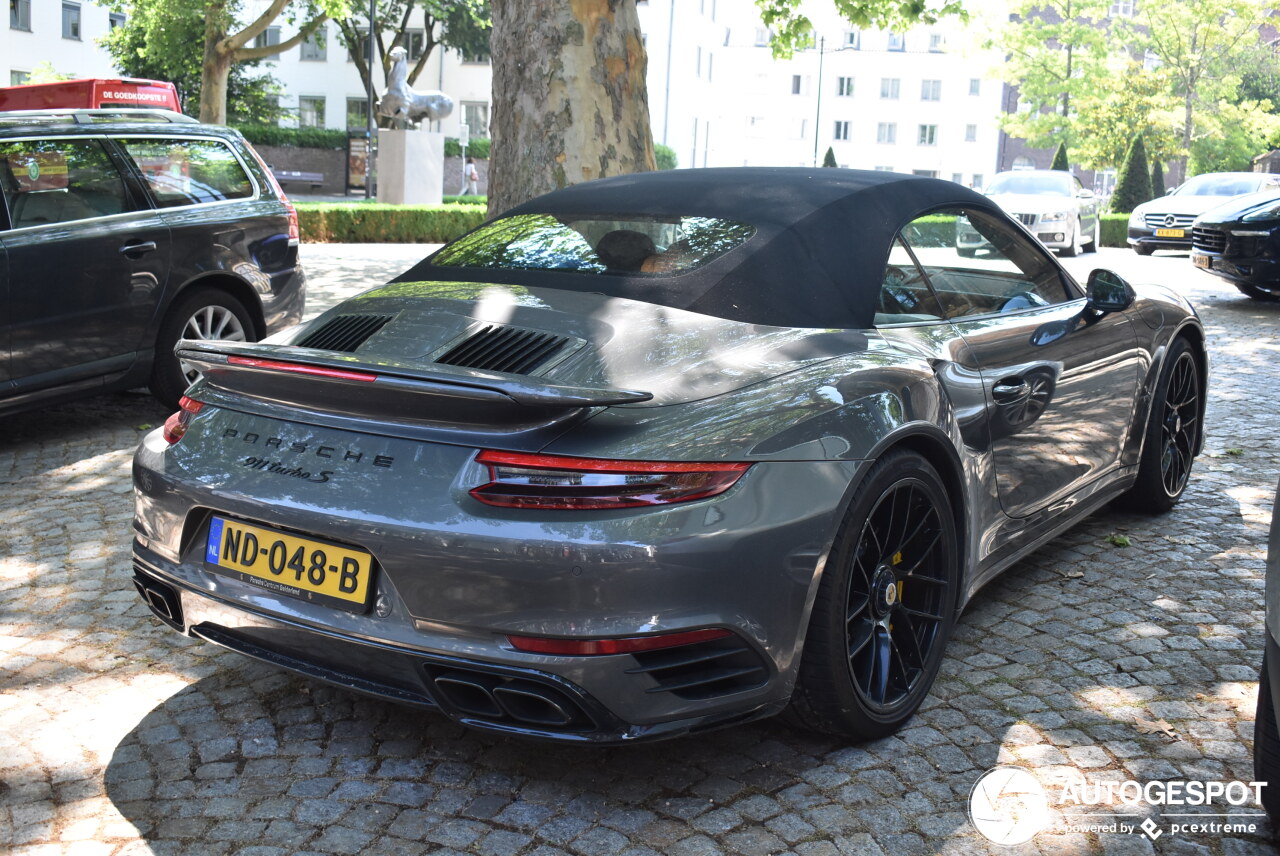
[298, 95, 325, 128]
[844, 30, 860, 49]
[876, 122, 896, 144]
[404, 29, 426, 61]
[301, 29, 327, 61]
[754, 27, 770, 46]
[929, 33, 945, 52]
[833, 120, 850, 140]
[791, 74, 809, 95]
[837, 76, 854, 97]
[965, 124, 977, 142]
[972, 173, 984, 189]
[347, 29, 369, 63]
[346, 97, 369, 129]
[874, 165, 894, 172]
[109, 11, 126, 29]
[10, 0, 31, 31]
[912, 169, 938, 178]
[10, 69, 29, 84]
[707, 52, 713, 82]
[887, 32, 905, 51]
[921, 80, 941, 101]
[952, 173, 964, 183]
[918, 124, 937, 145]
[697, 46, 703, 78]
[1110, 1, 1134, 15]
[62, 2, 81, 39]
[969, 78, 981, 96]
[463, 102, 490, 137]
[879, 78, 900, 99]
[255, 26, 281, 61]
[461, 47, 490, 64]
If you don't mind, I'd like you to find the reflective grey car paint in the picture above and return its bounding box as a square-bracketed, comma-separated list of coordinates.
[132, 259, 1203, 741]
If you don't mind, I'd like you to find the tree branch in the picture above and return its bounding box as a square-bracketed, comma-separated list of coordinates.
[225, 0, 290, 52]
[234, 15, 329, 61]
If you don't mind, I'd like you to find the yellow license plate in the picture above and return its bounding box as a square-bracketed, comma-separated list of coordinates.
[205, 516, 374, 612]
[1154, 228, 1185, 237]
[1192, 253, 1211, 270]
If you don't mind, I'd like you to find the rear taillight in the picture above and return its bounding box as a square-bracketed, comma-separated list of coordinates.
[507, 628, 733, 656]
[469, 450, 750, 510]
[162, 396, 203, 445]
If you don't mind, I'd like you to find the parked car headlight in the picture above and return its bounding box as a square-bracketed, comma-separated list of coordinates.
[1041, 211, 1070, 223]
[1128, 209, 1146, 228]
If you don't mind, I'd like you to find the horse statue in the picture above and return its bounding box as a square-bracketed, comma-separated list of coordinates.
[377, 46, 454, 127]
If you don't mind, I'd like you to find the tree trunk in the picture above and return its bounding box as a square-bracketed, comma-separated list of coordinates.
[200, 5, 233, 125]
[488, 0, 655, 217]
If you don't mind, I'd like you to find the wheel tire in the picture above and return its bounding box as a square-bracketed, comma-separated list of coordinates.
[150, 288, 255, 408]
[1116, 336, 1201, 513]
[1134, 243, 1155, 256]
[1060, 221, 1081, 257]
[1236, 283, 1280, 302]
[1254, 653, 1280, 825]
[787, 449, 960, 739]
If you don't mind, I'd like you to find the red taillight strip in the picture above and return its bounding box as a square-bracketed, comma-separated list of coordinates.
[227, 356, 378, 382]
[475, 450, 750, 474]
[507, 628, 733, 656]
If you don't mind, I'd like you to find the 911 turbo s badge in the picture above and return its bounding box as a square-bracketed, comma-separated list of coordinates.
[241, 455, 333, 483]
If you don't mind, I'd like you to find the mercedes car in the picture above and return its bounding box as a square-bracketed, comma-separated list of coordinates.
[131, 168, 1206, 744]
[1128, 171, 1280, 255]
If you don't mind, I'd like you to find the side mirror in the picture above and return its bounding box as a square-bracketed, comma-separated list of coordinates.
[1077, 189, 1095, 200]
[1085, 269, 1135, 313]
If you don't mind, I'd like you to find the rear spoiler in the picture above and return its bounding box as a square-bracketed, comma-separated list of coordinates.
[177, 340, 652, 429]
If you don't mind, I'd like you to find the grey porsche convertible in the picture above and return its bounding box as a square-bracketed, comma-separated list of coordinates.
[131, 168, 1206, 743]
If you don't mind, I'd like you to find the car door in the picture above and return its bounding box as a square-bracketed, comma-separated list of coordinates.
[900, 207, 1141, 517]
[1074, 174, 1098, 236]
[0, 136, 170, 391]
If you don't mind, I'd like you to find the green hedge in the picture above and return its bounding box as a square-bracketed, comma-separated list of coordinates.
[444, 137, 491, 158]
[1101, 214, 1128, 247]
[234, 125, 350, 150]
[295, 202, 487, 243]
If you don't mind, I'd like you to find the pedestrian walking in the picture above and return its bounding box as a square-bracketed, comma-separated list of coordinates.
[464, 157, 479, 195]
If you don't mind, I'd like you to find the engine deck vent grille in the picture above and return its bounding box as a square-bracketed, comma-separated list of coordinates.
[297, 314, 395, 352]
[435, 325, 570, 375]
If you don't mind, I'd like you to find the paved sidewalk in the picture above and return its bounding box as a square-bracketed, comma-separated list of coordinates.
[0, 247, 1276, 855]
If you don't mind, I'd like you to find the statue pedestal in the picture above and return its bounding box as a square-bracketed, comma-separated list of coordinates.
[376, 129, 443, 205]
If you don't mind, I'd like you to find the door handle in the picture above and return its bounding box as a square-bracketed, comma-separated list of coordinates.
[992, 379, 1029, 403]
[119, 240, 157, 256]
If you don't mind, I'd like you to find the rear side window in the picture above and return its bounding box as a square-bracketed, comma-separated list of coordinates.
[118, 138, 254, 208]
[0, 138, 130, 229]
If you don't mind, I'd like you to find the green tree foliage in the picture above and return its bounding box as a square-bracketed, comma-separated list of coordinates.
[988, 0, 1114, 150]
[1151, 159, 1165, 197]
[1131, 0, 1278, 176]
[822, 146, 838, 168]
[1050, 142, 1069, 171]
[654, 143, 678, 170]
[27, 62, 72, 84]
[101, 0, 285, 123]
[1071, 60, 1180, 171]
[1188, 99, 1280, 173]
[334, 0, 490, 129]
[1111, 135, 1153, 213]
[754, 0, 965, 56]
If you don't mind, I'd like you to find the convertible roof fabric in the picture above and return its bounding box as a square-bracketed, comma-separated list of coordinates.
[394, 167, 1001, 329]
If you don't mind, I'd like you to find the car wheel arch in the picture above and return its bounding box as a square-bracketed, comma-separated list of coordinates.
[163, 273, 266, 340]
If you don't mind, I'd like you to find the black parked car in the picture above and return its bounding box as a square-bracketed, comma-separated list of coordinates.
[1255, 474, 1280, 823]
[1191, 192, 1280, 301]
[0, 108, 305, 411]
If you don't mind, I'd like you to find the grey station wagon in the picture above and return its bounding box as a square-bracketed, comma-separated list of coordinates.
[0, 108, 305, 412]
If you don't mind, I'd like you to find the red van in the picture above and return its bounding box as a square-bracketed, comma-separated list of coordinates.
[0, 78, 181, 112]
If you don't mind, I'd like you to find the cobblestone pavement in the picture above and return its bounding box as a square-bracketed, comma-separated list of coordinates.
[1, 246, 1277, 856]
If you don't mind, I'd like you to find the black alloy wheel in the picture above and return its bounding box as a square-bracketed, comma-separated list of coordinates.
[1118, 337, 1201, 513]
[1158, 349, 1199, 498]
[788, 449, 959, 739]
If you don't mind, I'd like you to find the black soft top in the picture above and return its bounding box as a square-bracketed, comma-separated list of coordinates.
[395, 167, 1004, 329]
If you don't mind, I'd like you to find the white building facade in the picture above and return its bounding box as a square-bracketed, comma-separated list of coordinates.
[5, 0, 1007, 188]
[5, 0, 123, 84]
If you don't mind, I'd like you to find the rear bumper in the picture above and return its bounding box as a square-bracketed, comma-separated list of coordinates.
[132, 556, 786, 743]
